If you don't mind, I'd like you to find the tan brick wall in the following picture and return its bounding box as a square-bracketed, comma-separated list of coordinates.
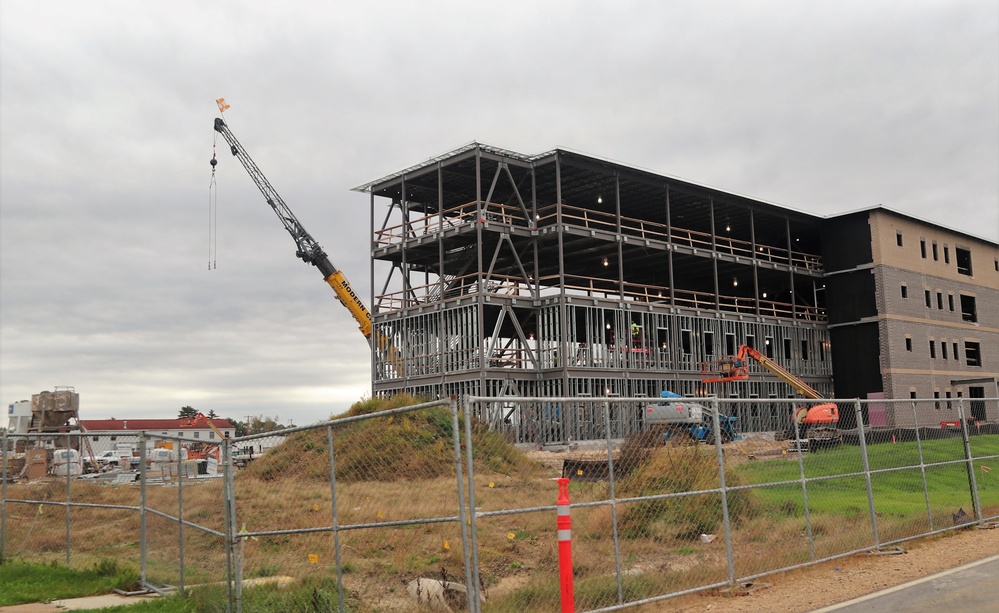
[866, 209, 998, 425]
[869, 209, 999, 289]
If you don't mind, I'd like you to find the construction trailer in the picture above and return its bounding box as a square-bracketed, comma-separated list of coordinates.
[355, 145, 834, 442]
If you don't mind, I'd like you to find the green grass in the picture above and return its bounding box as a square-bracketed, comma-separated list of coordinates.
[0, 560, 354, 612]
[731, 436, 999, 518]
[0, 559, 140, 606]
[106, 579, 354, 613]
[73, 597, 195, 612]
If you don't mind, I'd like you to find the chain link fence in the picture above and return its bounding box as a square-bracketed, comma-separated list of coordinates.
[3, 395, 999, 612]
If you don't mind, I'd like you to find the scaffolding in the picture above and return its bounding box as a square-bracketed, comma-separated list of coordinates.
[356, 145, 833, 441]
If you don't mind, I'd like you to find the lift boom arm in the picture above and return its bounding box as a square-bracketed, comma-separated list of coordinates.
[735, 345, 824, 400]
[189, 412, 228, 440]
[212, 117, 373, 342]
[702, 344, 837, 429]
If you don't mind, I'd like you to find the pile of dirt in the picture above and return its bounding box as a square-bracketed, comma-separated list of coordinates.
[241, 394, 543, 482]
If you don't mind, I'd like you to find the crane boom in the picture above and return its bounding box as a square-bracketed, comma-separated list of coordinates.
[212, 117, 373, 341]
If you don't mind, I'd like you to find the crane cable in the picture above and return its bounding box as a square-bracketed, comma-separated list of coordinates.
[208, 98, 231, 271]
[209, 135, 218, 270]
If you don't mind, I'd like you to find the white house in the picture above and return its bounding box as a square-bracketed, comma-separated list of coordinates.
[79, 417, 236, 453]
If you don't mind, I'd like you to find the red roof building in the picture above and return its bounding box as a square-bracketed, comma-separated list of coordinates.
[80, 417, 235, 443]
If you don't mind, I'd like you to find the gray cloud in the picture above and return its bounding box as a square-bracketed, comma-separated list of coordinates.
[2, 1, 996, 425]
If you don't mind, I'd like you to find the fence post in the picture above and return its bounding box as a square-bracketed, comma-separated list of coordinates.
[910, 401, 934, 532]
[791, 409, 816, 560]
[557, 477, 574, 613]
[711, 398, 736, 586]
[177, 439, 185, 593]
[65, 438, 72, 567]
[327, 425, 346, 613]
[1, 428, 7, 562]
[854, 401, 881, 550]
[462, 397, 484, 612]
[223, 436, 240, 613]
[219, 436, 234, 613]
[957, 398, 983, 522]
[451, 397, 478, 613]
[603, 399, 623, 605]
[140, 433, 148, 585]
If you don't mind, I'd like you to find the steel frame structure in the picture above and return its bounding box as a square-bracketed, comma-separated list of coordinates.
[355, 144, 832, 439]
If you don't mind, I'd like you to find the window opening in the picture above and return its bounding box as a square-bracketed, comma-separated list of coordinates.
[936, 291, 943, 310]
[800, 339, 809, 361]
[942, 342, 948, 360]
[965, 341, 981, 367]
[725, 333, 736, 356]
[896, 232, 903, 247]
[901, 285, 908, 299]
[948, 294, 954, 311]
[920, 238, 927, 258]
[929, 340, 936, 359]
[681, 329, 692, 354]
[703, 331, 714, 356]
[960, 295, 977, 322]
[932, 241, 938, 261]
[944, 245, 949, 264]
[783, 338, 792, 359]
[955, 246, 972, 276]
[905, 337, 912, 352]
[924, 289, 931, 308]
[764, 336, 774, 358]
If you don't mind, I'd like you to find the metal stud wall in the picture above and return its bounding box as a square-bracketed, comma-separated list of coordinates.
[356, 144, 832, 440]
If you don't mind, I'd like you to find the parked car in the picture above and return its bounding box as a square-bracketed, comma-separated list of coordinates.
[93, 449, 138, 469]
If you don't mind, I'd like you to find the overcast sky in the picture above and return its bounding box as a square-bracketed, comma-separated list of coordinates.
[2, 1, 997, 426]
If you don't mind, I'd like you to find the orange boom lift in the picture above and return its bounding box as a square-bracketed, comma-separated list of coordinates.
[702, 344, 840, 448]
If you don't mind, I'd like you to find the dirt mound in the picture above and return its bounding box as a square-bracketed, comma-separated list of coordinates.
[241, 395, 543, 482]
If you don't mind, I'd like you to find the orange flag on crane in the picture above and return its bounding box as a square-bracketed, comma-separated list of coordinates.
[216, 98, 230, 113]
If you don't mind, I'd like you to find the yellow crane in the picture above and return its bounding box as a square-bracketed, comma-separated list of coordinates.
[212, 114, 402, 375]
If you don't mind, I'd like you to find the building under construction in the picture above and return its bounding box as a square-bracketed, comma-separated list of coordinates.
[355, 145, 834, 437]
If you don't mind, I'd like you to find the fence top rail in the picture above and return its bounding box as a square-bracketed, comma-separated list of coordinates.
[3, 431, 147, 440]
[466, 395, 821, 405]
[464, 395, 999, 406]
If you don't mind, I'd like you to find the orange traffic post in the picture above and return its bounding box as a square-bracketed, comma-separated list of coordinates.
[557, 477, 575, 613]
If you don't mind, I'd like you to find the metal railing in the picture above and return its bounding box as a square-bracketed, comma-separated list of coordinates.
[2, 395, 998, 612]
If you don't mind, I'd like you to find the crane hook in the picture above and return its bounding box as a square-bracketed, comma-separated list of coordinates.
[210, 155, 217, 168]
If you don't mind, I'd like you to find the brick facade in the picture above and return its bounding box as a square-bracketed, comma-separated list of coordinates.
[868, 210, 999, 426]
